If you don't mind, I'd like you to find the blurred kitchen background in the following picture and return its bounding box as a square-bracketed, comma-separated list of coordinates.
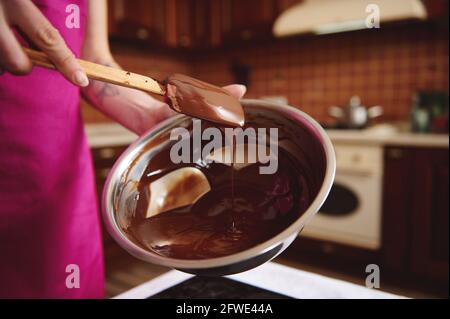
[83, 0, 449, 298]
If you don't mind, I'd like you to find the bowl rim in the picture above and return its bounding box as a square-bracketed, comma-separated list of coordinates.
[102, 99, 336, 269]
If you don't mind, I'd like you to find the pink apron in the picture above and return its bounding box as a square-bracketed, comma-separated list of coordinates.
[0, 0, 104, 298]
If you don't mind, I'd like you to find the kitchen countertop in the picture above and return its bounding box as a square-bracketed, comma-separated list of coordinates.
[85, 122, 449, 148]
[113, 262, 403, 299]
[85, 123, 137, 148]
[326, 129, 449, 148]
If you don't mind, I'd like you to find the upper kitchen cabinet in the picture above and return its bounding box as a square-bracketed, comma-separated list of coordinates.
[108, 0, 167, 46]
[107, 0, 211, 49]
[215, 0, 302, 46]
[166, 0, 215, 49]
[217, 0, 279, 45]
[107, 0, 303, 49]
[204, 0, 303, 47]
[422, 0, 449, 21]
[180, 0, 210, 48]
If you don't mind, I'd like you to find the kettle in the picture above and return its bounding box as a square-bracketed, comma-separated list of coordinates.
[329, 96, 383, 129]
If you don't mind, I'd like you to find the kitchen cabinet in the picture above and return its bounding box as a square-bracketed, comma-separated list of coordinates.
[107, 0, 302, 49]
[218, 0, 279, 45]
[381, 147, 414, 272]
[165, 0, 215, 49]
[91, 145, 127, 243]
[108, 0, 167, 46]
[276, 0, 302, 12]
[410, 148, 449, 281]
[107, 0, 215, 49]
[422, 0, 449, 21]
[179, 0, 214, 49]
[200, 0, 301, 47]
[382, 146, 449, 282]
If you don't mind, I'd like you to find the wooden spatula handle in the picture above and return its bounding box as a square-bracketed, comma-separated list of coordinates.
[23, 47, 165, 96]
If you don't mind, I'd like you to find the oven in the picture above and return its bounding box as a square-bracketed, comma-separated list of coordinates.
[302, 143, 383, 250]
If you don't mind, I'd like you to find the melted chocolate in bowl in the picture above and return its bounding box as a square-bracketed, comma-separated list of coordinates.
[117, 107, 326, 260]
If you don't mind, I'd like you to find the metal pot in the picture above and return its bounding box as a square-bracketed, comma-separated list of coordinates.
[102, 99, 336, 276]
[329, 96, 383, 129]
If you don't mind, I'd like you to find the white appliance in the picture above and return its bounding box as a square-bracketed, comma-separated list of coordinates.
[302, 143, 383, 250]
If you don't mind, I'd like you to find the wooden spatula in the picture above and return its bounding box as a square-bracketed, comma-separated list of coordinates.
[24, 47, 165, 95]
[24, 48, 245, 127]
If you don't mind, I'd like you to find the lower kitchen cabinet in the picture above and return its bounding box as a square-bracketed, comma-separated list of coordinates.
[91, 145, 127, 244]
[410, 148, 449, 281]
[382, 147, 414, 273]
[383, 146, 449, 283]
[92, 145, 127, 200]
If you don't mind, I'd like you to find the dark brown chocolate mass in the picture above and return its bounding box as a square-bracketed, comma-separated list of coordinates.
[165, 74, 245, 127]
[122, 116, 323, 260]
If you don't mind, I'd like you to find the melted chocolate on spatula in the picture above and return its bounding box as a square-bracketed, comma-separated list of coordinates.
[164, 73, 245, 127]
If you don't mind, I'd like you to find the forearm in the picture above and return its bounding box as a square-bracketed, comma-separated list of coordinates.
[81, 59, 174, 135]
[81, 0, 173, 135]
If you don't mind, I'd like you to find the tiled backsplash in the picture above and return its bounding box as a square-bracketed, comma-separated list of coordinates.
[82, 23, 448, 123]
[193, 23, 448, 122]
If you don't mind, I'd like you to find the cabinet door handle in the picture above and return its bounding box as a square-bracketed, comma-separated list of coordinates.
[136, 28, 149, 40]
[98, 148, 116, 159]
[241, 29, 252, 40]
[179, 35, 190, 47]
[387, 148, 404, 159]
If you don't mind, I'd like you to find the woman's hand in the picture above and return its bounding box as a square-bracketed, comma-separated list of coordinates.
[223, 84, 247, 101]
[0, 0, 88, 86]
[82, 58, 246, 135]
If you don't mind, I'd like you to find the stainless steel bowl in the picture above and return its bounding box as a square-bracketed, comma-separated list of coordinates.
[102, 99, 336, 276]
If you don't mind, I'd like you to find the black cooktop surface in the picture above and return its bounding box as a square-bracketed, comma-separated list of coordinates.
[148, 276, 291, 299]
